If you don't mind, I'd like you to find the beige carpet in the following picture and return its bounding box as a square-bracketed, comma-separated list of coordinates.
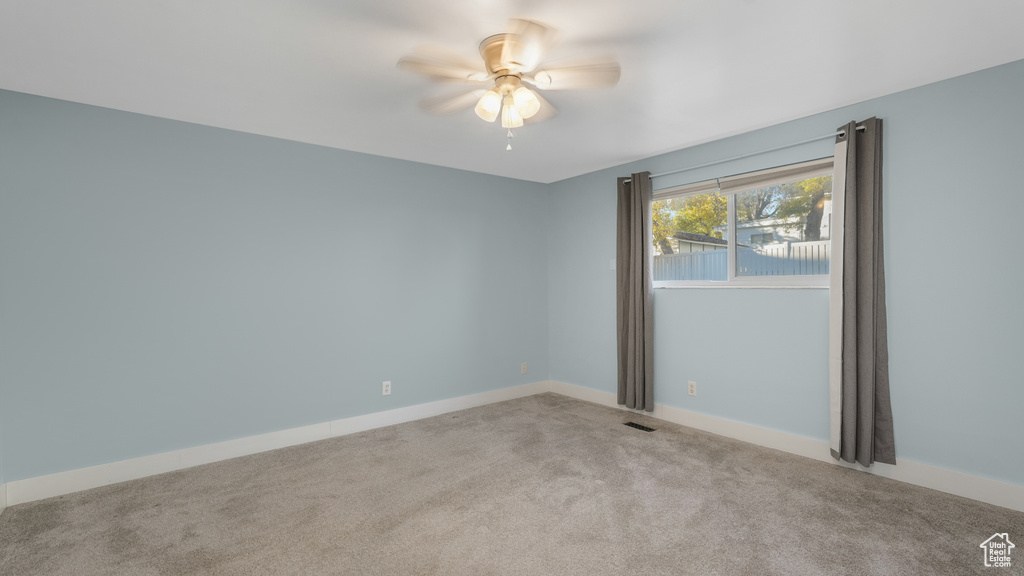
[1, 393, 1021, 575]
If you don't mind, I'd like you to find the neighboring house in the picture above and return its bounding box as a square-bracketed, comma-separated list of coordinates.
[729, 199, 833, 246]
[734, 216, 805, 246]
[708, 198, 835, 245]
[657, 199, 833, 257]
[658, 231, 727, 256]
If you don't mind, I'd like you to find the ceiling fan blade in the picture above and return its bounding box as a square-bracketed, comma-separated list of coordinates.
[528, 91, 558, 123]
[421, 89, 488, 115]
[506, 19, 559, 72]
[414, 46, 487, 74]
[526, 58, 621, 90]
[397, 48, 490, 83]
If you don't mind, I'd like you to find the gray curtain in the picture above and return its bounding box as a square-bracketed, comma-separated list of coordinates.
[833, 118, 896, 466]
[616, 172, 654, 411]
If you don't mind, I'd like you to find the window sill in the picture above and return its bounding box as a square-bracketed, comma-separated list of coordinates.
[654, 276, 828, 290]
[655, 284, 827, 290]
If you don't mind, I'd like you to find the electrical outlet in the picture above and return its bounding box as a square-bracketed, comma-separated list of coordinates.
[521, 362, 528, 375]
[382, 380, 391, 396]
[688, 381, 697, 396]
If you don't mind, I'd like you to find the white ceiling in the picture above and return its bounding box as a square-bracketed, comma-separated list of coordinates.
[2, 0, 1023, 183]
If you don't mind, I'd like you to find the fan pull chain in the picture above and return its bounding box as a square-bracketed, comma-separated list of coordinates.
[506, 128, 514, 151]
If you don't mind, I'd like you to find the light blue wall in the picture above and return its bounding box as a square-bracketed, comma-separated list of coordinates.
[0, 90, 550, 483]
[547, 59, 1024, 486]
[2, 59, 1022, 489]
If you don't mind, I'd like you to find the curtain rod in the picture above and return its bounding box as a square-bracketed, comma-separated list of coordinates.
[623, 125, 865, 184]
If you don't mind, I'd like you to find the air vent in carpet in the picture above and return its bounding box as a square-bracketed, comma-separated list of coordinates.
[624, 421, 656, 432]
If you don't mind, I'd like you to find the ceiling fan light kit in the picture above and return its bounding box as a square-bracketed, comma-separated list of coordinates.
[474, 88, 502, 122]
[474, 75, 539, 128]
[512, 86, 540, 119]
[398, 19, 621, 150]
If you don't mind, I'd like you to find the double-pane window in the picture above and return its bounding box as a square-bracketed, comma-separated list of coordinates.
[652, 158, 834, 286]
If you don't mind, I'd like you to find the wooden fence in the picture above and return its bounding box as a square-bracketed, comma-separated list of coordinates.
[654, 241, 829, 281]
[653, 250, 727, 281]
[738, 241, 829, 276]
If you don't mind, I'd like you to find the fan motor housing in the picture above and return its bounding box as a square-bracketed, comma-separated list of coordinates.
[480, 33, 527, 74]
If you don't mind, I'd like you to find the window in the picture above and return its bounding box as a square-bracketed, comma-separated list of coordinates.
[652, 158, 834, 286]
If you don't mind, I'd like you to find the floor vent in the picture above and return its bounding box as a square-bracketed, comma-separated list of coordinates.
[624, 421, 656, 432]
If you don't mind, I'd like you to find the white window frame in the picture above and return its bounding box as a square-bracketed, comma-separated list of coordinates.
[653, 157, 835, 289]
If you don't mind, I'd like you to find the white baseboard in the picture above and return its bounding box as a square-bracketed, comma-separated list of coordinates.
[546, 380, 1024, 513]
[6, 379, 1021, 514]
[4, 381, 551, 507]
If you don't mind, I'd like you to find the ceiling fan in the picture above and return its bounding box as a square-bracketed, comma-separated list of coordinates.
[398, 19, 621, 149]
